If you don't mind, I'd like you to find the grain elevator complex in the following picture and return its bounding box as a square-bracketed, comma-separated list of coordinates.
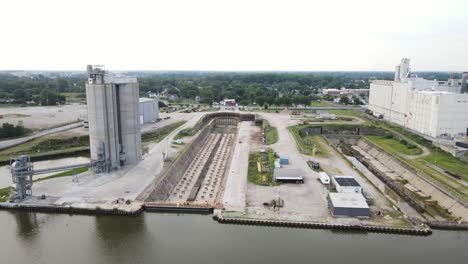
[368, 58, 468, 139]
[86, 65, 141, 172]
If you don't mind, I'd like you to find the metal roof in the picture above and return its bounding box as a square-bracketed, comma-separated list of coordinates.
[329, 193, 368, 209]
[334, 176, 360, 187]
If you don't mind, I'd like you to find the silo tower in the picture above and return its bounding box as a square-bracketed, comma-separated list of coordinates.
[86, 65, 141, 172]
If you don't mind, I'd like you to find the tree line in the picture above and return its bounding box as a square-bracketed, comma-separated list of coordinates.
[0, 71, 459, 106]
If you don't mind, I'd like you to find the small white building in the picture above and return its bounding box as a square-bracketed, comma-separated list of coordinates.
[139, 97, 159, 124]
[328, 193, 369, 217]
[319, 172, 330, 185]
[332, 176, 362, 193]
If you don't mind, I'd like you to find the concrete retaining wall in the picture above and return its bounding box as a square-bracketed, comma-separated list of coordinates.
[356, 139, 468, 220]
[0, 203, 143, 216]
[300, 126, 390, 136]
[147, 121, 216, 201]
[213, 214, 432, 236]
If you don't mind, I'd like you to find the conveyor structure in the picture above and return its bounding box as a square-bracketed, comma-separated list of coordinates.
[8, 155, 103, 202]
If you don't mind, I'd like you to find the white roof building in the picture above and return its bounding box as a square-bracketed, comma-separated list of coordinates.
[332, 176, 362, 194]
[328, 193, 369, 217]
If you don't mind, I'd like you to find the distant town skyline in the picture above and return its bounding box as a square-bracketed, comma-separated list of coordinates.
[1, 0, 467, 71]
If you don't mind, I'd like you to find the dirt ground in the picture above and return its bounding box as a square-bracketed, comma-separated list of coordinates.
[0, 104, 87, 130]
[222, 111, 409, 227]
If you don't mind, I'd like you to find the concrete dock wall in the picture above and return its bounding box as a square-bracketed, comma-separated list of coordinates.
[147, 121, 216, 201]
[300, 126, 390, 136]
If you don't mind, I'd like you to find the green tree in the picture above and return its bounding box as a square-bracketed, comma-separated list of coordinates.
[13, 89, 27, 103]
[339, 96, 350, 105]
[256, 96, 266, 107]
[0, 123, 26, 139]
[352, 95, 363, 105]
[39, 89, 65, 105]
[55, 78, 69, 92]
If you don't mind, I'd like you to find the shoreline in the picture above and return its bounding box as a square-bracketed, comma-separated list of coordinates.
[4, 201, 468, 235]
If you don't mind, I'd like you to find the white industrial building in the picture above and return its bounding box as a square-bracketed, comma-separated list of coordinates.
[328, 193, 369, 217]
[86, 65, 141, 172]
[322, 88, 369, 97]
[369, 58, 468, 139]
[139, 97, 159, 124]
[332, 176, 362, 193]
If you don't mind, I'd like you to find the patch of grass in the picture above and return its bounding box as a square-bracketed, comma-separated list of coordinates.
[288, 125, 329, 157]
[310, 101, 333, 107]
[174, 127, 193, 140]
[365, 136, 467, 201]
[0, 135, 90, 163]
[370, 120, 432, 148]
[141, 121, 186, 142]
[61, 93, 86, 103]
[247, 149, 278, 186]
[365, 135, 422, 156]
[328, 109, 364, 117]
[263, 120, 278, 145]
[0, 146, 90, 164]
[35, 167, 89, 182]
[0, 187, 11, 202]
[422, 153, 468, 182]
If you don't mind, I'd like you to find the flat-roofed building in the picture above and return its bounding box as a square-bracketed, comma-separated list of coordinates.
[332, 176, 362, 193]
[328, 193, 369, 217]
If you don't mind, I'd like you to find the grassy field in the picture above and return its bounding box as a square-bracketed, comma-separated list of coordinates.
[247, 149, 277, 186]
[310, 101, 334, 107]
[0, 187, 10, 202]
[365, 135, 422, 155]
[369, 118, 468, 184]
[328, 109, 364, 117]
[366, 135, 467, 200]
[263, 120, 278, 145]
[62, 92, 86, 103]
[141, 121, 186, 142]
[422, 152, 468, 182]
[0, 135, 90, 163]
[288, 125, 329, 157]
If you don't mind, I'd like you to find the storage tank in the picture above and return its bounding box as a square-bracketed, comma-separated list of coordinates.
[394, 65, 401, 81]
[399, 58, 411, 80]
[461, 72, 468, 94]
[86, 65, 141, 172]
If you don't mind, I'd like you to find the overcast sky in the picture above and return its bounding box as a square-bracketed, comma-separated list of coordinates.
[1, 0, 467, 71]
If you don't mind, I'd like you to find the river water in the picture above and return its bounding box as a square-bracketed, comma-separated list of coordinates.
[0, 211, 466, 264]
[0, 157, 90, 188]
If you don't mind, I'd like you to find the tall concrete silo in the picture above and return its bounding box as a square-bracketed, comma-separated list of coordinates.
[86, 65, 141, 172]
[461, 72, 468, 94]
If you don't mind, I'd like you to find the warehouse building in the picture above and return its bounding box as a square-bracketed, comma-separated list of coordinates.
[368, 58, 468, 139]
[328, 193, 369, 217]
[139, 97, 159, 124]
[332, 176, 362, 193]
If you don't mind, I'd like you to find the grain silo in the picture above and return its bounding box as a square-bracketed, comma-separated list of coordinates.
[86, 65, 141, 172]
